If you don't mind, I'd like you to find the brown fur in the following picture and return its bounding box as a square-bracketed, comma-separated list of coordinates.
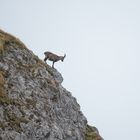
[44, 51, 66, 68]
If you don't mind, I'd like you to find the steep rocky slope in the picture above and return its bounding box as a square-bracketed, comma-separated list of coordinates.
[0, 29, 103, 140]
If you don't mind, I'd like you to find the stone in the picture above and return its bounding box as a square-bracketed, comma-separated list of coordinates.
[0, 29, 103, 140]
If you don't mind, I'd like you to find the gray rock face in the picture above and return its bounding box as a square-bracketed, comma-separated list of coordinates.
[0, 30, 104, 140]
[0, 30, 87, 140]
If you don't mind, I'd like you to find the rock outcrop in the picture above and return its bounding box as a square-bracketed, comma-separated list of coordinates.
[0, 29, 103, 140]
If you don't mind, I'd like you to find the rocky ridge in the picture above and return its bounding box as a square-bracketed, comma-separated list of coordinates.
[0, 29, 103, 140]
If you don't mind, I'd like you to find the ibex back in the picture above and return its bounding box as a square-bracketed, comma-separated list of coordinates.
[44, 51, 66, 68]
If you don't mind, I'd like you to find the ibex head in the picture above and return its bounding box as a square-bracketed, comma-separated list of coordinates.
[61, 54, 66, 62]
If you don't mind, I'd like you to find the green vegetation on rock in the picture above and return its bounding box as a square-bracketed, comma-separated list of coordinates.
[3, 109, 28, 133]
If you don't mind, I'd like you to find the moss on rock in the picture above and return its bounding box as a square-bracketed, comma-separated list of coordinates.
[0, 71, 6, 98]
[25, 98, 37, 109]
[3, 109, 28, 133]
[85, 125, 103, 140]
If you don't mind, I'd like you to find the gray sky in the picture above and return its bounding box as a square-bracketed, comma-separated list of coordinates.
[1, 0, 140, 139]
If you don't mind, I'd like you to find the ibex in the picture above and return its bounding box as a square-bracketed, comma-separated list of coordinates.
[44, 51, 66, 68]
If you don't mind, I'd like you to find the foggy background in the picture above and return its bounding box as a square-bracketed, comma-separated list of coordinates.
[1, 0, 140, 139]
